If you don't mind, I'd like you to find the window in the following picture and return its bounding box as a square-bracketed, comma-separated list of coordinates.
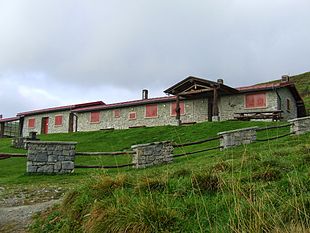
[114, 110, 121, 118]
[245, 93, 266, 109]
[171, 102, 185, 116]
[286, 98, 291, 112]
[28, 118, 35, 128]
[54, 115, 63, 126]
[129, 112, 136, 120]
[145, 104, 158, 118]
[90, 112, 100, 123]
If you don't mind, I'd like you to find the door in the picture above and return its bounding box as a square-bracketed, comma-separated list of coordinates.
[41, 117, 49, 134]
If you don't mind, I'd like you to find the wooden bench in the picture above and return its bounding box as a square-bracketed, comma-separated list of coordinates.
[234, 110, 283, 121]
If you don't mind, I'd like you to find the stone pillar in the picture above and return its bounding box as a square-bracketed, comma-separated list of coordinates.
[27, 141, 77, 174]
[218, 127, 258, 149]
[288, 116, 310, 135]
[131, 141, 173, 168]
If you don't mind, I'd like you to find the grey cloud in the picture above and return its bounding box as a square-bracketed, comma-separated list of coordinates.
[0, 0, 310, 116]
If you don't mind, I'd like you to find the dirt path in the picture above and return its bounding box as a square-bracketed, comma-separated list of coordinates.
[0, 199, 61, 233]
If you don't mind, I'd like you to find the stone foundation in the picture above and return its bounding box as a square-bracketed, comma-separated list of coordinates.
[218, 127, 258, 149]
[131, 141, 173, 168]
[289, 116, 310, 135]
[27, 141, 77, 173]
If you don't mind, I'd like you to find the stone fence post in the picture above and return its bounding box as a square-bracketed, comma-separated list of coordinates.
[288, 116, 310, 135]
[217, 127, 258, 149]
[27, 141, 77, 174]
[131, 141, 173, 168]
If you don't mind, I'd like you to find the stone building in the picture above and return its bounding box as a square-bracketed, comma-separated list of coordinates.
[0, 75, 306, 137]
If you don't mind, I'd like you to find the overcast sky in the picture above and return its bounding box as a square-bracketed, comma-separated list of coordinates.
[0, 0, 309, 117]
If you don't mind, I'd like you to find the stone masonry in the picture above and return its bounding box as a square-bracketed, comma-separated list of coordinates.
[218, 127, 258, 149]
[131, 141, 173, 168]
[27, 141, 77, 173]
[289, 116, 310, 135]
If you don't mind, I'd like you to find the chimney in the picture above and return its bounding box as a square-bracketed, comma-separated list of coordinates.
[217, 79, 224, 84]
[281, 75, 290, 83]
[142, 89, 148, 100]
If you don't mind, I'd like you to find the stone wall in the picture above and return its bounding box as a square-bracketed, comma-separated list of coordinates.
[131, 141, 173, 168]
[219, 92, 278, 121]
[218, 127, 258, 149]
[76, 98, 209, 132]
[289, 116, 310, 135]
[277, 88, 298, 120]
[22, 110, 71, 137]
[27, 141, 77, 173]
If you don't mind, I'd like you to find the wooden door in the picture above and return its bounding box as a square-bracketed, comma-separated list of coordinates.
[41, 117, 49, 134]
[208, 99, 213, 122]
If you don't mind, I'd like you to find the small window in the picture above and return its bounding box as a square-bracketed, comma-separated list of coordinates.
[114, 110, 121, 118]
[286, 98, 291, 112]
[129, 112, 136, 120]
[28, 118, 35, 128]
[145, 104, 158, 118]
[171, 102, 185, 116]
[90, 112, 100, 123]
[55, 115, 63, 126]
[245, 93, 266, 109]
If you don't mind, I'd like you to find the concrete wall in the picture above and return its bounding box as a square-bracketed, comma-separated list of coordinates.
[76, 98, 209, 132]
[22, 111, 71, 136]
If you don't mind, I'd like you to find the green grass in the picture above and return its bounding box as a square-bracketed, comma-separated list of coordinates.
[290, 72, 310, 110]
[1, 120, 309, 232]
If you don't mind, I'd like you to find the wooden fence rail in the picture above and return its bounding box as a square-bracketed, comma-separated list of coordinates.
[256, 123, 292, 132]
[173, 146, 222, 158]
[74, 163, 134, 169]
[173, 136, 221, 148]
[75, 151, 135, 156]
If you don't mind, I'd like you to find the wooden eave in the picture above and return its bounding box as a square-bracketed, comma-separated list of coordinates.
[164, 76, 239, 96]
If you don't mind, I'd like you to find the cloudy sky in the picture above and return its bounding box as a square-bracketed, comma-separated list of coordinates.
[0, 0, 309, 117]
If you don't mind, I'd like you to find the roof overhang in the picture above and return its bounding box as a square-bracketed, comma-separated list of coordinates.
[164, 76, 239, 97]
[0, 116, 20, 123]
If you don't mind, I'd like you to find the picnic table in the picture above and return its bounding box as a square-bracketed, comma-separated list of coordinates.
[234, 110, 283, 121]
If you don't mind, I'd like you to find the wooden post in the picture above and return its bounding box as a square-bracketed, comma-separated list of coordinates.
[68, 112, 74, 133]
[176, 95, 181, 126]
[18, 118, 24, 137]
[0, 122, 5, 138]
[212, 87, 219, 121]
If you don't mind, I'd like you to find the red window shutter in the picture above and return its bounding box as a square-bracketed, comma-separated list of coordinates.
[28, 118, 35, 128]
[129, 112, 136, 120]
[145, 104, 158, 118]
[246, 93, 266, 108]
[90, 112, 100, 123]
[114, 110, 121, 118]
[55, 115, 63, 126]
[171, 102, 185, 116]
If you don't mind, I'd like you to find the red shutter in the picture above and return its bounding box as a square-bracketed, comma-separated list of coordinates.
[129, 112, 136, 120]
[90, 112, 100, 123]
[28, 118, 35, 128]
[55, 115, 63, 126]
[245, 93, 266, 108]
[145, 104, 158, 118]
[114, 110, 121, 118]
[171, 102, 185, 116]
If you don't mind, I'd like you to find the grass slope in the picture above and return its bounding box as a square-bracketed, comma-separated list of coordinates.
[0, 120, 305, 233]
[290, 72, 310, 110]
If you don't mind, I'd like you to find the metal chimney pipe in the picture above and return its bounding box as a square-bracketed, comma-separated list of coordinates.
[142, 89, 148, 100]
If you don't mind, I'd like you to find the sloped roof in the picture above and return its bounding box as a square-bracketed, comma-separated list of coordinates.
[0, 116, 20, 123]
[17, 101, 105, 117]
[73, 96, 176, 113]
[164, 76, 239, 95]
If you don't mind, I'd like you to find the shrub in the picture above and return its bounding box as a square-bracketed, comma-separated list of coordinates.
[191, 173, 222, 194]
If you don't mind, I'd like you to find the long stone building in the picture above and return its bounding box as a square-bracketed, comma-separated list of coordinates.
[0, 76, 306, 137]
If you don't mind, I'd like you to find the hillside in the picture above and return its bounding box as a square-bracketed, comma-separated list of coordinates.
[290, 72, 310, 110]
[0, 121, 304, 233]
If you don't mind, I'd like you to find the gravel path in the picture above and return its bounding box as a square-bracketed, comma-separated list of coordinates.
[0, 199, 61, 233]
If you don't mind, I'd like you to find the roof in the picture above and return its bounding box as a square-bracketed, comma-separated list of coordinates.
[17, 101, 105, 117]
[0, 116, 20, 123]
[73, 96, 176, 113]
[164, 76, 240, 96]
[237, 81, 291, 92]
